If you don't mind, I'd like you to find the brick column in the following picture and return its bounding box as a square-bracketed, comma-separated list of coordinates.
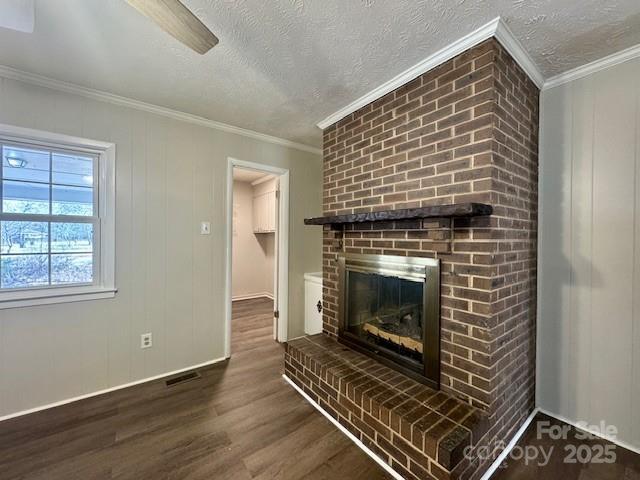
[317, 37, 539, 479]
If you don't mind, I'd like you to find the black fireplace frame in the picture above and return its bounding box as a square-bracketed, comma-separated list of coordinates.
[337, 253, 440, 389]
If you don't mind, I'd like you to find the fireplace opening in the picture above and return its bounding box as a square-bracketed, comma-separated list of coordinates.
[338, 253, 440, 388]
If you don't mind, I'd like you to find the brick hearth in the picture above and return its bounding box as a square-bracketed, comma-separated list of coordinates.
[285, 335, 489, 479]
[287, 37, 539, 480]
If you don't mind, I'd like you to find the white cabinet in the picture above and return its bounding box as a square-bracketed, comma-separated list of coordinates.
[252, 183, 277, 233]
[304, 272, 323, 335]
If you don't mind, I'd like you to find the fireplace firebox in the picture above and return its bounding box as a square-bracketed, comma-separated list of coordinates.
[337, 253, 440, 388]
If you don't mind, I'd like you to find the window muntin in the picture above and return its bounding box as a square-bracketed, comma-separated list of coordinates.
[0, 141, 98, 290]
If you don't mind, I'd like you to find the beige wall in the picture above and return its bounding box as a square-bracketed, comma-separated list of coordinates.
[232, 179, 275, 299]
[0, 76, 322, 417]
[538, 57, 640, 448]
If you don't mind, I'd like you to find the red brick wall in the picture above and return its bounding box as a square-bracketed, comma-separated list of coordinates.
[320, 38, 538, 476]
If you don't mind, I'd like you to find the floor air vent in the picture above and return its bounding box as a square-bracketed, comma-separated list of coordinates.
[165, 370, 201, 387]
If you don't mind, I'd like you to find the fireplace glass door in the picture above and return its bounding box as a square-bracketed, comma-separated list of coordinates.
[338, 253, 440, 388]
[346, 271, 424, 365]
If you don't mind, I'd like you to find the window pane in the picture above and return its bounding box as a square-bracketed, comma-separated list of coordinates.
[51, 253, 92, 284]
[2, 145, 50, 183]
[0, 254, 49, 288]
[52, 185, 93, 216]
[0, 141, 103, 292]
[1, 221, 48, 254]
[51, 223, 93, 253]
[2, 180, 50, 214]
[52, 153, 93, 187]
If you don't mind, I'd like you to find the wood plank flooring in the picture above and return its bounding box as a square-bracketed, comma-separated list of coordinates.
[3, 298, 638, 479]
[493, 412, 640, 480]
[0, 298, 391, 480]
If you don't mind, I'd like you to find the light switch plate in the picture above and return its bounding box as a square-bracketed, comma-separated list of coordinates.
[200, 221, 211, 235]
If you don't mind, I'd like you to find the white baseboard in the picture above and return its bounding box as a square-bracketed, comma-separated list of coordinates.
[285, 372, 640, 479]
[479, 407, 539, 480]
[285, 335, 307, 343]
[0, 357, 227, 423]
[537, 408, 640, 456]
[284, 373, 541, 480]
[283, 374, 404, 480]
[232, 292, 274, 302]
[479, 406, 640, 479]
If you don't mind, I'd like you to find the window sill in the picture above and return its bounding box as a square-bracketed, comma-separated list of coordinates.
[0, 287, 117, 310]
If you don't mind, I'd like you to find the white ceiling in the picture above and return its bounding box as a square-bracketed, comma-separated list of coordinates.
[0, 0, 639, 148]
[233, 168, 272, 184]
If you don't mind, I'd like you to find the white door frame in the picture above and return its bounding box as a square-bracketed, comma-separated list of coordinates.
[225, 157, 289, 358]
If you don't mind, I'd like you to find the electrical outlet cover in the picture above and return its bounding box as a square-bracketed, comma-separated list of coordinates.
[141, 333, 152, 349]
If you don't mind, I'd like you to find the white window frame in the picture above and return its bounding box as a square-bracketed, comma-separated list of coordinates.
[0, 124, 116, 309]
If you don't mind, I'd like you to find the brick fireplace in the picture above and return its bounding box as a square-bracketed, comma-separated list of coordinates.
[285, 38, 538, 480]
[337, 252, 442, 388]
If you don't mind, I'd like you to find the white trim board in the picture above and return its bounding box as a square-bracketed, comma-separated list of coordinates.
[493, 19, 545, 88]
[282, 375, 405, 480]
[0, 65, 322, 156]
[543, 42, 640, 90]
[479, 408, 539, 480]
[0, 357, 226, 423]
[225, 157, 290, 358]
[0, 123, 117, 310]
[316, 16, 543, 129]
[284, 371, 535, 480]
[316, 15, 640, 128]
[537, 408, 640, 456]
[232, 292, 274, 302]
[282, 374, 640, 478]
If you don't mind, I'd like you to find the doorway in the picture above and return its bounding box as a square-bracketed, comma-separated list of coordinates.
[224, 158, 289, 358]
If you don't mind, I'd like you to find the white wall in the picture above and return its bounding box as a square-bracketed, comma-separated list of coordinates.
[538, 57, 640, 448]
[232, 179, 275, 299]
[0, 76, 322, 417]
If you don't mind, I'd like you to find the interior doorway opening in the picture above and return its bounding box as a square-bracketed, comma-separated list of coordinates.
[225, 158, 289, 357]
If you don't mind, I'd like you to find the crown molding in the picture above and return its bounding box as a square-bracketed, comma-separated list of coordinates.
[316, 17, 545, 130]
[0, 65, 322, 156]
[493, 19, 544, 88]
[316, 17, 500, 130]
[543, 42, 640, 90]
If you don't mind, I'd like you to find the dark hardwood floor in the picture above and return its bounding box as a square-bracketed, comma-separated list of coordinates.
[2, 298, 638, 479]
[493, 413, 640, 480]
[0, 298, 391, 480]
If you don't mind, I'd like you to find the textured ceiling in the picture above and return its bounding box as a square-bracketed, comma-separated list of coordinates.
[0, 0, 639, 148]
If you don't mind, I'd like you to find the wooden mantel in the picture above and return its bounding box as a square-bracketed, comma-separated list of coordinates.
[304, 202, 492, 226]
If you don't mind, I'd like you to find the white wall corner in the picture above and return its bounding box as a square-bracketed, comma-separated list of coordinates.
[316, 16, 546, 131]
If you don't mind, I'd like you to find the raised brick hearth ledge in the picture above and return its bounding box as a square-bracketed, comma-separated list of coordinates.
[285, 335, 489, 479]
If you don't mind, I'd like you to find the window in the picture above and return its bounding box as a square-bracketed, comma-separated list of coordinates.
[0, 125, 115, 308]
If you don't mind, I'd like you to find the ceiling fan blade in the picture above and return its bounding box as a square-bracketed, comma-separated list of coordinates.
[125, 0, 218, 54]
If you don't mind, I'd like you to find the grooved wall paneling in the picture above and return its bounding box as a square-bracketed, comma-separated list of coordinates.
[538, 57, 640, 449]
[0, 76, 322, 418]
